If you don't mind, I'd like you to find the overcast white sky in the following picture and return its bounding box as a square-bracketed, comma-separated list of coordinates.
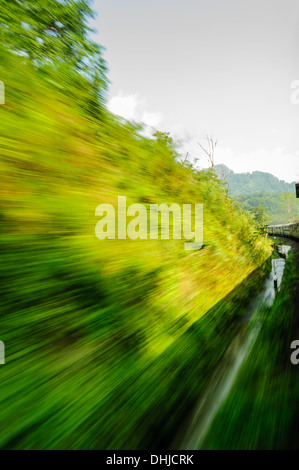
[91, 0, 299, 183]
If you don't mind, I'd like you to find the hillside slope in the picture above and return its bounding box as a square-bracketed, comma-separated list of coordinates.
[0, 48, 272, 449]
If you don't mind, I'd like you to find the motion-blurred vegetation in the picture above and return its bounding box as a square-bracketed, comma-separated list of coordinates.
[202, 254, 299, 450]
[0, 0, 273, 449]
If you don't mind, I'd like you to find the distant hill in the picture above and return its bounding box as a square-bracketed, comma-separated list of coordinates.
[236, 192, 299, 225]
[212, 165, 299, 224]
[214, 164, 295, 197]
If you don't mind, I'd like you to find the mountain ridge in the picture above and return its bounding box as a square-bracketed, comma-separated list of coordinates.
[214, 164, 296, 197]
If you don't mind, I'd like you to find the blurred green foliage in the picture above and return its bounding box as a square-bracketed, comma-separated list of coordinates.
[0, 0, 273, 449]
[202, 254, 299, 449]
[0, 0, 107, 82]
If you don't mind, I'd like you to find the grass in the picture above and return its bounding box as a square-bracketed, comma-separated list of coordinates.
[201, 252, 299, 449]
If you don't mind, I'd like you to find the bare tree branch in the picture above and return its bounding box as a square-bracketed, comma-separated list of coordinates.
[197, 135, 218, 170]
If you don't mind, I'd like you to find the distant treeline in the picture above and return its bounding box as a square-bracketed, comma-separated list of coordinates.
[215, 164, 295, 197]
[236, 192, 299, 225]
[214, 165, 298, 225]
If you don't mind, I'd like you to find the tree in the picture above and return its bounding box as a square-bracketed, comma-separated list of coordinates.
[153, 131, 173, 146]
[197, 135, 218, 170]
[280, 193, 296, 223]
[249, 205, 269, 229]
[0, 0, 107, 93]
